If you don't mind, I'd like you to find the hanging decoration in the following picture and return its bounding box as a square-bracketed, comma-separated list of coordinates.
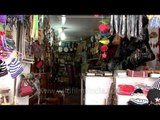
[100, 45, 108, 59]
[100, 45, 108, 52]
[99, 23, 110, 32]
[98, 16, 110, 60]
[99, 37, 110, 45]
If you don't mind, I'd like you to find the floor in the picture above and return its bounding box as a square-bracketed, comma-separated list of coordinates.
[64, 94, 80, 105]
[38, 88, 81, 105]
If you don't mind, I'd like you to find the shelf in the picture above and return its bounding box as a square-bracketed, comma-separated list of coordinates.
[87, 58, 98, 62]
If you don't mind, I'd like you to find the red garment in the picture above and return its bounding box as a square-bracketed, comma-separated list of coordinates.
[118, 84, 135, 95]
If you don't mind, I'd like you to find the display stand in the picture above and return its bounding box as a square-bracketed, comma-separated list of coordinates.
[115, 70, 158, 105]
[81, 73, 113, 105]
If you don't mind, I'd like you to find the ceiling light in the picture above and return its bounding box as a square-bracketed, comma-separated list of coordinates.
[61, 15, 66, 25]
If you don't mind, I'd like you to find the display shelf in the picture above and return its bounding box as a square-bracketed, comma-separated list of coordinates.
[81, 75, 113, 105]
[87, 57, 98, 62]
[115, 76, 158, 105]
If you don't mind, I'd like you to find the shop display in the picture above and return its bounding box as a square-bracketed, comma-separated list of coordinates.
[82, 71, 113, 105]
[128, 89, 149, 105]
[19, 78, 33, 97]
[0, 14, 159, 105]
[146, 79, 160, 105]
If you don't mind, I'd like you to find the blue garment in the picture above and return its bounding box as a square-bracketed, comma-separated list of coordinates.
[148, 17, 160, 28]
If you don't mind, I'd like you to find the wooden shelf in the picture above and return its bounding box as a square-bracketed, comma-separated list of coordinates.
[87, 58, 98, 62]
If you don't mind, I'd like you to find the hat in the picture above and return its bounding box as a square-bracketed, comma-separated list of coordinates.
[0, 60, 8, 77]
[152, 79, 160, 90]
[128, 92, 149, 105]
[8, 58, 23, 79]
[147, 88, 160, 105]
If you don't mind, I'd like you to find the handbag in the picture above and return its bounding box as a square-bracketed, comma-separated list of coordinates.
[36, 59, 43, 69]
[19, 79, 33, 97]
[112, 34, 122, 45]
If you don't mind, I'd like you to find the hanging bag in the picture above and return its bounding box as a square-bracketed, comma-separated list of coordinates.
[112, 34, 122, 45]
[19, 79, 33, 97]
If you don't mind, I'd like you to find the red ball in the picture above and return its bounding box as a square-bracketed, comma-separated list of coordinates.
[101, 52, 107, 59]
[100, 45, 108, 52]
[99, 23, 110, 32]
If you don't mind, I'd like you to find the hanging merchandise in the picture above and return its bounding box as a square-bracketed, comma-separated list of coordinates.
[0, 23, 4, 32]
[36, 58, 44, 69]
[8, 58, 23, 79]
[31, 16, 35, 39]
[99, 23, 110, 32]
[2, 37, 16, 52]
[31, 15, 39, 40]
[0, 15, 7, 23]
[148, 15, 160, 28]
[110, 15, 144, 40]
[19, 78, 33, 97]
[95, 32, 101, 41]
[100, 31, 110, 37]
[35, 15, 39, 39]
[101, 52, 107, 59]
[0, 60, 8, 77]
[97, 16, 111, 62]
[38, 29, 43, 44]
[99, 38, 110, 45]
[31, 40, 42, 58]
[100, 45, 108, 52]
[112, 34, 122, 45]
[17, 15, 24, 23]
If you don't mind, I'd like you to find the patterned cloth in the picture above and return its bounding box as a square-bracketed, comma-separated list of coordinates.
[0, 60, 8, 77]
[8, 58, 23, 79]
[148, 17, 160, 28]
[152, 79, 160, 90]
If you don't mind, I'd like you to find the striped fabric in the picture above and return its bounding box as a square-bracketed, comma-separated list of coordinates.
[148, 17, 160, 28]
[8, 58, 23, 79]
[152, 80, 160, 90]
[0, 60, 8, 77]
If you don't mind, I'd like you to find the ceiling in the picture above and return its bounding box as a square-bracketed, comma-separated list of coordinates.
[49, 15, 110, 42]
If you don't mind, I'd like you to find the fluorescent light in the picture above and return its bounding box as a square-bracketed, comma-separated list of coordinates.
[42, 15, 44, 23]
[61, 15, 66, 25]
[61, 32, 66, 40]
[58, 28, 63, 34]
[59, 41, 62, 46]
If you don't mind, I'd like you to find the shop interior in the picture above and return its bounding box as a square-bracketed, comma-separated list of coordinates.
[0, 15, 160, 105]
